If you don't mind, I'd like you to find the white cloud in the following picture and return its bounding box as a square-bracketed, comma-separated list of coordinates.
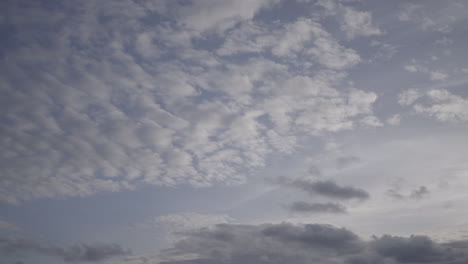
[218, 18, 361, 69]
[360, 116, 383, 127]
[414, 90, 468, 122]
[340, 6, 382, 39]
[386, 114, 401, 126]
[404, 62, 449, 82]
[398, 89, 422, 106]
[429, 71, 448, 81]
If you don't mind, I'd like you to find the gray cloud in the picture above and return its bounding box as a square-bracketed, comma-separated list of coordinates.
[372, 235, 450, 263]
[0, 237, 130, 262]
[409, 186, 429, 200]
[336, 156, 361, 169]
[157, 223, 468, 264]
[289, 201, 347, 214]
[387, 186, 429, 201]
[275, 178, 369, 200]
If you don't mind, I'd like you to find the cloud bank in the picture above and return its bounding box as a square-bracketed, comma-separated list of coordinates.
[157, 223, 468, 264]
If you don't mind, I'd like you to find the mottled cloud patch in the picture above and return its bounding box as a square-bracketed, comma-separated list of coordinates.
[400, 89, 468, 122]
[0, 0, 380, 203]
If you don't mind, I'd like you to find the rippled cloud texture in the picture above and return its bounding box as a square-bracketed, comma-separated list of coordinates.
[2, 0, 468, 263]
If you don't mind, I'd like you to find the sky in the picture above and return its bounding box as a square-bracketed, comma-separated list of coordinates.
[1, 0, 468, 263]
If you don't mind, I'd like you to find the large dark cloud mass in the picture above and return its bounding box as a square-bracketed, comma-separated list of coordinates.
[0, 237, 130, 262]
[159, 223, 468, 264]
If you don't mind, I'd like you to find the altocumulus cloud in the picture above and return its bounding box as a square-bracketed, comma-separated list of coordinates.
[0, 0, 380, 203]
[154, 223, 468, 264]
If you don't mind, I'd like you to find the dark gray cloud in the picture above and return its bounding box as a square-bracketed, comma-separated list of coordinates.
[277, 178, 369, 200]
[409, 186, 429, 200]
[0, 237, 130, 262]
[158, 223, 468, 264]
[387, 186, 429, 201]
[372, 235, 450, 263]
[289, 201, 347, 214]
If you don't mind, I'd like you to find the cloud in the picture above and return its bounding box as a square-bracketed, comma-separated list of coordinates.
[289, 201, 347, 214]
[386, 114, 401, 126]
[409, 186, 429, 200]
[0, 1, 379, 203]
[0, 219, 18, 233]
[0, 237, 130, 262]
[148, 213, 234, 233]
[387, 185, 429, 201]
[156, 222, 468, 264]
[411, 90, 468, 122]
[398, 88, 422, 106]
[218, 18, 361, 69]
[336, 156, 361, 169]
[403, 63, 449, 81]
[275, 178, 369, 200]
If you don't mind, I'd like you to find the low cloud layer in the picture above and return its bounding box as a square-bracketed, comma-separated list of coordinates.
[0, 237, 130, 262]
[157, 223, 468, 264]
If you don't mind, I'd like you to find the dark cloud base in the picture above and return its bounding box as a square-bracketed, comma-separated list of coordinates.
[0, 237, 130, 263]
[159, 223, 468, 264]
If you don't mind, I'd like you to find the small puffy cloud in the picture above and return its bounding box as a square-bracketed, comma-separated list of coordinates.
[403, 62, 449, 81]
[340, 6, 382, 39]
[429, 71, 448, 81]
[398, 88, 422, 106]
[289, 201, 347, 214]
[360, 115, 383, 127]
[386, 114, 401, 126]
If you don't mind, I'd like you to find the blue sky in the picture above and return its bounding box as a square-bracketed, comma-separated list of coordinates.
[1, 0, 468, 263]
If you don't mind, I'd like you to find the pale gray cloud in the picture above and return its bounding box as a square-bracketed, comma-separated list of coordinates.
[407, 90, 468, 122]
[289, 201, 347, 214]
